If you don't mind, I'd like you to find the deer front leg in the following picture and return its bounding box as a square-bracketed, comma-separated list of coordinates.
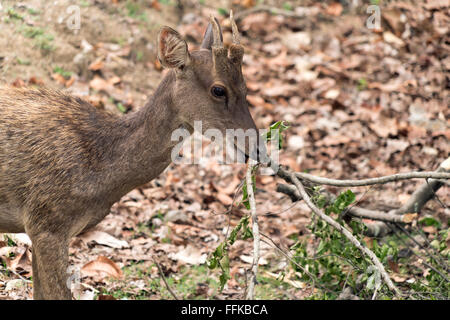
[29, 232, 71, 300]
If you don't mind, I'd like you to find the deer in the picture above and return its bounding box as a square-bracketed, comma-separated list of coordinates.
[0, 13, 266, 300]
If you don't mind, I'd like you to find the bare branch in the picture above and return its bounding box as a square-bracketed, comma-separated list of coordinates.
[245, 159, 260, 300]
[294, 171, 450, 187]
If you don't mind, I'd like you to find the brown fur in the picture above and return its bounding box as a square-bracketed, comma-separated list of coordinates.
[0, 23, 260, 299]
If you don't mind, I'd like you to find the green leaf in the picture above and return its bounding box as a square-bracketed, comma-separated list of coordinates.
[116, 102, 127, 114]
[217, 8, 227, 16]
[208, 215, 253, 292]
[419, 216, 441, 228]
[242, 181, 250, 210]
[317, 240, 326, 255]
[207, 257, 217, 269]
[241, 173, 256, 210]
[263, 121, 290, 149]
[327, 190, 355, 214]
[53, 66, 72, 79]
[282, 3, 293, 11]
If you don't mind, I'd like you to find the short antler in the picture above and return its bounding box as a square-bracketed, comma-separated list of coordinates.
[228, 10, 244, 65]
[210, 15, 223, 48]
[230, 10, 240, 45]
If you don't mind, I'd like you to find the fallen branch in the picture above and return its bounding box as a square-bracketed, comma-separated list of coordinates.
[294, 171, 450, 187]
[277, 157, 450, 238]
[276, 166, 402, 296]
[392, 158, 450, 215]
[365, 157, 450, 237]
[245, 159, 260, 300]
[277, 183, 416, 224]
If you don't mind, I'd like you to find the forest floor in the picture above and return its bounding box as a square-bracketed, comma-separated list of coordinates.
[0, 0, 448, 300]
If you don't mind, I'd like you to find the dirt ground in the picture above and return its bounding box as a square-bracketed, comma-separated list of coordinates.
[0, 0, 448, 300]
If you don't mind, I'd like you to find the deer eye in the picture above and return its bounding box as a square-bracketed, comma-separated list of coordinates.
[211, 85, 227, 99]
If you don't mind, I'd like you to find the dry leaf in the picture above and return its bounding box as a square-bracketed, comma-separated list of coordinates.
[383, 31, 405, 46]
[402, 213, 418, 223]
[89, 76, 111, 91]
[391, 273, 408, 282]
[108, 76, 121, 86]
[12, 78, 25, 87]
[150, 0, 161, 11]
[7, 246, 32, 274]
[326, 2, 343, 16]
[52, 73, 67, 85]
[79, 230, 129, 249]
[241, 0, 256, 8]
[81, 256, 123, 279]
[240, 255, 268, 265]
[168, 245, 207, 265]
[88, 59, 104, 71]
[247, 95, 265, 108]
[65, 76, 76, 88]
[422, 226, 437, 234]
[215, 193, 233, 206]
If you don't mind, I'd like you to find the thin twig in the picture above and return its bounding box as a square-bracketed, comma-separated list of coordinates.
[259, 233, 318, 290]
[8, 269, 32, 284]
[153, 258, 179, 300]
[245, 159, 260, 300]
[389, 224, 450, 277]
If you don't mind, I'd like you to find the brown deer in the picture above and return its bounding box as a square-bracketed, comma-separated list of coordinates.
[0, 14, 265, 299]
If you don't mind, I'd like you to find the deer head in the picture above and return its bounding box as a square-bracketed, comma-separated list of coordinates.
[157, 12, 268, 163]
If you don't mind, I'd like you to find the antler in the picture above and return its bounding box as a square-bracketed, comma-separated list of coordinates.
[230, 10, 240, 45]
[210, 15, 223, 48]
[228, 10, 244, 65]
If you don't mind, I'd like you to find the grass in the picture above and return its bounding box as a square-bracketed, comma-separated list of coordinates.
[100, 263, 220, 300]
[79, 0, 90, 7]
[7, 8, 24, 21]
[27, 8, 40, 15]
[255, 274, 293, 299]
[16, 58, 31, 66]
[53, 66, 72, 79]
[98, 257, 298, 300]
[357, 78, 368, 91]
[21, 26, 55, 53]
[126, 1, 148, 21]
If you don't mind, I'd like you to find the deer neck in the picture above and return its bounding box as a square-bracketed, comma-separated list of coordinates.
[105, 71, 186, 197]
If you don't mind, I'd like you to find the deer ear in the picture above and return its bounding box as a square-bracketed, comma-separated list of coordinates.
[157, 27, 189, 69]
